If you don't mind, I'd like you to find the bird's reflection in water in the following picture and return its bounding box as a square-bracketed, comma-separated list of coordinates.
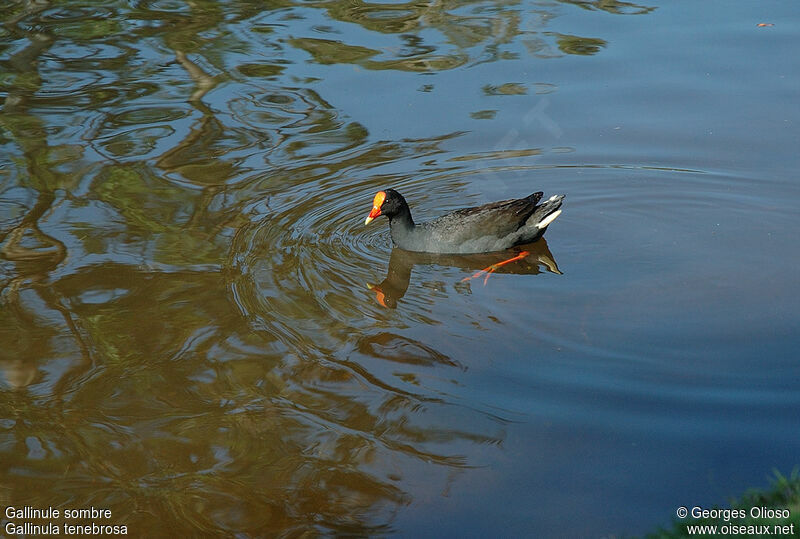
[368, 238, 561, 308]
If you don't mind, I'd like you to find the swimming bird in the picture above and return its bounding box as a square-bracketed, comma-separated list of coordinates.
[364, 189, 564, 254]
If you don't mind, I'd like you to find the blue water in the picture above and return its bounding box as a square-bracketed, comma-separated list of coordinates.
[1, 0, 799, 535]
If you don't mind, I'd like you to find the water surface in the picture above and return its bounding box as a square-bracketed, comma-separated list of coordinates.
[1, 0, 799, 535]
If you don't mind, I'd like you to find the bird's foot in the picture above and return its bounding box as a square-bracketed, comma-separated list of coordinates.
[461, 250, 530, 285]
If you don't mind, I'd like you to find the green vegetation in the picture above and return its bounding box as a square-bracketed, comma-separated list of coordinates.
[649, 470, 800, 538]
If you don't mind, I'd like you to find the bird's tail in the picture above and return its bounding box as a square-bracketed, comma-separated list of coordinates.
[530, 194, 565, 229]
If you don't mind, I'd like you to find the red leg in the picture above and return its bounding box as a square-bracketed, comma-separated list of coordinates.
[461, 251, 530, 285]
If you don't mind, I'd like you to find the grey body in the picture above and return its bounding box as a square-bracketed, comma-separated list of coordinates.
[381, 190, 565, 254]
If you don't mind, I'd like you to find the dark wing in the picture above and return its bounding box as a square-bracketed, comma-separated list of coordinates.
[420, 192, 543, 244]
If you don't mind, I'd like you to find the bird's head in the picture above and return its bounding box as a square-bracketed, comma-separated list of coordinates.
[364, 189, 406, 224]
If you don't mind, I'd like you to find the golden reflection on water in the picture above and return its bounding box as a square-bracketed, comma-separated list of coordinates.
[0, 0, 655, 534]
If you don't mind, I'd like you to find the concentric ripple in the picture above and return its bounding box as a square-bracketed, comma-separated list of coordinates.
[233, 159, 799, 420]
[480, 164, 800, 412]
[229, 173, 393, 357]
[226, 152, 574, 371]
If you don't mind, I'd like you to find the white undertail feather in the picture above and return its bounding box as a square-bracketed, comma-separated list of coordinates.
[536, 209, 561, 229]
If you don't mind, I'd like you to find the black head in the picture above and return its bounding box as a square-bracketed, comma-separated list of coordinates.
[364, 188, 410, 224]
